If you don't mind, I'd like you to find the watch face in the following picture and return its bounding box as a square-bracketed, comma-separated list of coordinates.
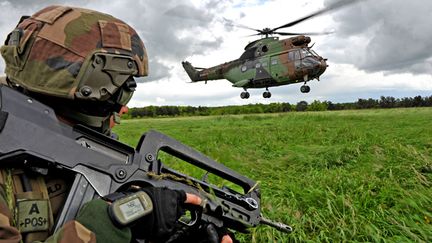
[119, 198, 145, 221]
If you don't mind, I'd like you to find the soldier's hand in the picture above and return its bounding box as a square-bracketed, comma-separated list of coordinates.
[130, 187, 186, 241]
[131, 188, 233, 243]
[184, 194, 234, 243]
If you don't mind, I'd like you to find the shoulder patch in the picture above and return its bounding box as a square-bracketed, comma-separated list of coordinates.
[17, 199, 49, 233]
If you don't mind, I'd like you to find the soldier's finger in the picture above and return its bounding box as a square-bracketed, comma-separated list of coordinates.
[185, 193, 202, 205]
[221, 235, 233, 243]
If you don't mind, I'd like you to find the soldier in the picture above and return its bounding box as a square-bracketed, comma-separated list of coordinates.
[0, 5, 232, 243]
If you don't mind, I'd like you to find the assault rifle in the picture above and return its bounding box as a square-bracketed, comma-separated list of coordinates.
[0, 84, 291, 238]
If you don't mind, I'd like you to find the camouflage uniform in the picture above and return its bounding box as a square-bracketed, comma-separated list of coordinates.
[0, 184, 109, 243]
[0, 5, 147, 242]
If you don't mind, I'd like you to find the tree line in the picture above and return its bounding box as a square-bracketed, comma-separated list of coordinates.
[124, 95, 432, 119]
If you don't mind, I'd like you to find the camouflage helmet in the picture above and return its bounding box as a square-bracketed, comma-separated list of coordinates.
[0, 5, 147, 128]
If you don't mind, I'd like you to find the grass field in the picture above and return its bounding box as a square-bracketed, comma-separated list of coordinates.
[113, 108, 432, 242]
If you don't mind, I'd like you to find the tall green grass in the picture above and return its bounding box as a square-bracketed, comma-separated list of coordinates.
[113, 108, 432, 242]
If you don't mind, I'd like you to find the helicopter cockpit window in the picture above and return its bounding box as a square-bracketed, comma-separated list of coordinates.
[240, 47, 257, 60]
[310, 49, 319, 57]
[255, 63, 261, 68]
[288, 51, 296, 61]
[300, 48, 314, 58]
[295, 51, 301, 60]
[271, 59, 278, 65]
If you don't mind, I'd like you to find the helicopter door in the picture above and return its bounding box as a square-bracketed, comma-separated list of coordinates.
[289, 50, 303, 77]
[270, 51, 296, 82]
[288, 50, 306, 81]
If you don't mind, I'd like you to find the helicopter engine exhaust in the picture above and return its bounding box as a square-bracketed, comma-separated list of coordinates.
[292, 36, 311, 46]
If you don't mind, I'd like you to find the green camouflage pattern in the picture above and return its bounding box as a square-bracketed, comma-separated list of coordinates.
[41, 221, 97, 243]
[44, 221, 97, 243]
[0, 5, 148, 100]
[183, 35, 327, 91]
[0, 183, 130, 243]
[0, 183, 21, 242]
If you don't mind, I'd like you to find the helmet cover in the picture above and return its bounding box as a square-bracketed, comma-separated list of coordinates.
[1, 5, 148, 104]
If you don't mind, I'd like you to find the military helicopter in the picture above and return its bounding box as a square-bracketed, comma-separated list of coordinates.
[182, 0, 359, 99]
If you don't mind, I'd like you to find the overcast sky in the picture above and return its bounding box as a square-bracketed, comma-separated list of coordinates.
[1, 0, 431, 107]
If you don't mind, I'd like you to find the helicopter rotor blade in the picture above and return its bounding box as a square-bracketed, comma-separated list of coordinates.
[271, 0, 363, 32]
[273, 31, 334, 36]
[222, 18, 262, 32]
[244, 33, 263, 37]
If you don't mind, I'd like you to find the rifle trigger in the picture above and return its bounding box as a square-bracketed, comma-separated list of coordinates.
[178, 208, 200, 227]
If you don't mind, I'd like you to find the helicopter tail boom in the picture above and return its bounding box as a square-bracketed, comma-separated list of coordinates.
[182, 61, 228, 82]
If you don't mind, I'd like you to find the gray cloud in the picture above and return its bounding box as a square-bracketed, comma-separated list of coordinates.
[0, 0, 227, 82]
[84, 0, 228, 82]
[323, 0, 432, 75]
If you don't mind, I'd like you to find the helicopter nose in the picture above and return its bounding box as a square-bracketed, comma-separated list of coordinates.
[317, 58, 327, 76]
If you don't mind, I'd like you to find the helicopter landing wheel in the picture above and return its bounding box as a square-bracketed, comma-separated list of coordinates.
[240, 91, 250, 99]
[300, 85, 310, 93]
[263, 91, 272, 98]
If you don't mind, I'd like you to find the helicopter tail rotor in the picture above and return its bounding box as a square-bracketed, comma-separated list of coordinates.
[182, 61, 201, 82]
